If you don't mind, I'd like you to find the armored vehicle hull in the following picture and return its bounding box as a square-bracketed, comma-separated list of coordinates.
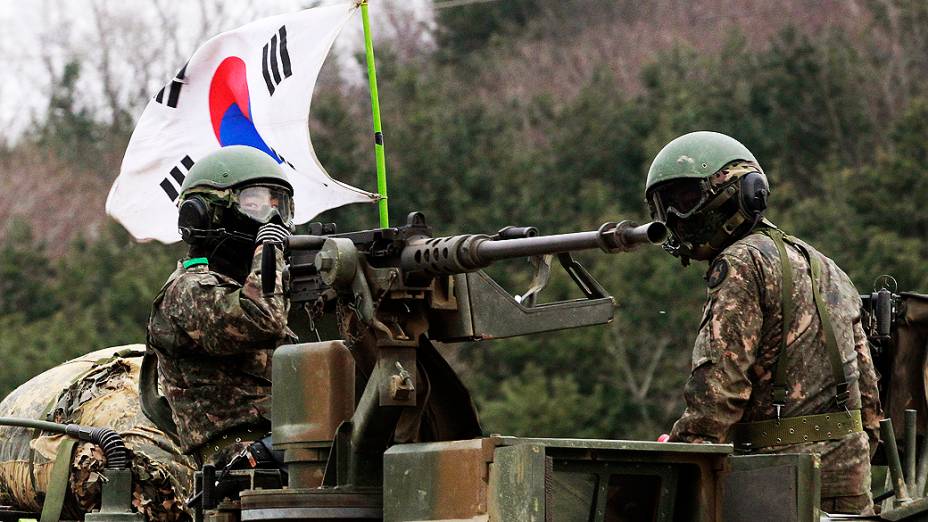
[0, 346, 195, 521]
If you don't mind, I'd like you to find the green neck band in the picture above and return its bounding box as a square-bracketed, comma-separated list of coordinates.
[183, 257, 209, 269]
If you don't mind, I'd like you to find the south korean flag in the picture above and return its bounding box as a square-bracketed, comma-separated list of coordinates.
[106, 2, 378, 243]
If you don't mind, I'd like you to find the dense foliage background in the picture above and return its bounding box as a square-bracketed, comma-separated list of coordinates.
[0, 0, 926, 439]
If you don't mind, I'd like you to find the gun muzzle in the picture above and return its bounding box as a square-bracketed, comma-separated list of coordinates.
[605, 221, 668, 252]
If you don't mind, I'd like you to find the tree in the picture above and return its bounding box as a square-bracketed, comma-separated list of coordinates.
[433, 0, 537, 59]
[0, 221, 58, 321]
[479, 363, 611, 438]
[35, 60, 106, 166]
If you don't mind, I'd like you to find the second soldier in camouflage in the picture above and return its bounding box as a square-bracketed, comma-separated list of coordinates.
[646, 132, 881, 514]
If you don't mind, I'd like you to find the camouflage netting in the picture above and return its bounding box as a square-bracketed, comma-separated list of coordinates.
[0, 345, 196, 520]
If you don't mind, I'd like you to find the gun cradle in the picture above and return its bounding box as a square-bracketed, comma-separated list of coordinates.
[428, 270, 615, 342]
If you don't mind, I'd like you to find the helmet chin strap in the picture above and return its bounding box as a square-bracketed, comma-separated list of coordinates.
[691, 207, 769, 261]
[211, 236, 255, 283]
[670, 190, 760, 262]
[180, 227, 255, 245]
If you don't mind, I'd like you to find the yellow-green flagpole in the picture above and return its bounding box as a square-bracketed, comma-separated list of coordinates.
[360, 1, 389, 228]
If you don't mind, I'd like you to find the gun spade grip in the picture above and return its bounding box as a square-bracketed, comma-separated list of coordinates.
[877, 289, 893, 338]
[262, 245, 277, 297]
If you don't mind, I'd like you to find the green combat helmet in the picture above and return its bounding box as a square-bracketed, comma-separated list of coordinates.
[645, 131, 770, 263]
[177, 145, 294, 245]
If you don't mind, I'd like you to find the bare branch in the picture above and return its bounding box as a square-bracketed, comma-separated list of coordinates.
[636, 339, 667, 400]
[89, 0, 123, 125]
[195, 0, 232, 45]
[152, 0, 183, 69]
[607, 320, 671, 402]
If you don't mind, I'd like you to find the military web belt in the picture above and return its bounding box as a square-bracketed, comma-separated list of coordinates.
[732, 228, 862, 451]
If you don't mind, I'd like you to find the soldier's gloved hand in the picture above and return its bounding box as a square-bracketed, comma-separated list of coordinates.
[256, 223, 290, 246]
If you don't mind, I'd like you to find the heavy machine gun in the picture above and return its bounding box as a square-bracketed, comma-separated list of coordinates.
[268, 211, 667, 343]
[207, 212, 667, 520]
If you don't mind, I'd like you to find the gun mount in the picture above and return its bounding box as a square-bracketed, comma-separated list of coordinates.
[239, 212, 667, 520]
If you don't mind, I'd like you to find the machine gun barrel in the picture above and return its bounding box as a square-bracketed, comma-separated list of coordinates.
[477, 221, 666, 261]
[400, 220, 666, 275]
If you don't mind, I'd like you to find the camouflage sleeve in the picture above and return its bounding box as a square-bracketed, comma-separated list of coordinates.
[165, 244, 289, 355]
[668, 251, 764, 443]
[853, 306, 883, 447]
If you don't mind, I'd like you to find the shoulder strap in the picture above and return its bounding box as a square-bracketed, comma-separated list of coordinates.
[792, 240, 850, 408]
[761, 229, 849, 415]
[760, 229, 793, 414]
[39, 437, 77, 522]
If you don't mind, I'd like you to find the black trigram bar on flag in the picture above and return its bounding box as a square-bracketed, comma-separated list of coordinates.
[271, 148, 296, 170]
[155, 63, 188, 109]
[262, 26, 293, 96]
[159, 155, 195, 201]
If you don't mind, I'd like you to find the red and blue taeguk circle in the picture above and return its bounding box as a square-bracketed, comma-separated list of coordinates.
[208, 57, 282, 163]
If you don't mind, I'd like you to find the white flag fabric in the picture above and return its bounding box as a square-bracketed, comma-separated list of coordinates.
[106, 3, 378, 243]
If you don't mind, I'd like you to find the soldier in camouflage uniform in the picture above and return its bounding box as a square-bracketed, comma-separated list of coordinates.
[146, 146, 296, 463]
[645, 132, 882, 514]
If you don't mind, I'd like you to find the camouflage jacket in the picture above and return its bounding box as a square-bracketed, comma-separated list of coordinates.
[668, 231, 882, 498]
[147, 245, 296, 453]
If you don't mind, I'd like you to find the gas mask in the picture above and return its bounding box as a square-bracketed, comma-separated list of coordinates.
[648, 163, 769, 263]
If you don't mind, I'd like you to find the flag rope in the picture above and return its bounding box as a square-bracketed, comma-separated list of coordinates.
[361, 1, 390, 228]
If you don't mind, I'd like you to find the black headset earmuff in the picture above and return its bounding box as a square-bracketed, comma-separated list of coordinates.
[738, 171, 769, 217]
[177, 196, 213, 242]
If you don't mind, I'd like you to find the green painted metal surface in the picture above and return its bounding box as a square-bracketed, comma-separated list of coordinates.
[379, 436, 927, 521]
[496, 436, 732, 454]
[382, 437, 736, 522]
[645, 130, 758, 193]
[722, 453, 821, 522]
[84, 469, 144, 522]
[429, 271, 615, 342]
[384, 439, 495, 521]
[488, 444, 547, 522]
[180, 145, 290, 194]
[880, 497, 928, 521]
